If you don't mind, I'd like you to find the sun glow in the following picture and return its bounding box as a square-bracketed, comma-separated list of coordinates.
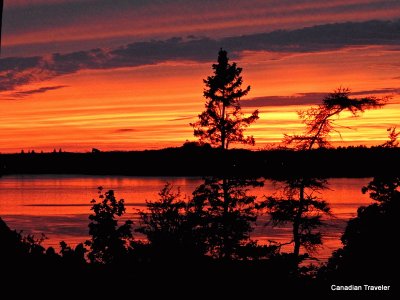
[1, 45, 399, 152]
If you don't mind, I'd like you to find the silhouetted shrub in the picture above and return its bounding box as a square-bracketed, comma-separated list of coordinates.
[85, 187, 133, 264]
[137, 183, 206, 261]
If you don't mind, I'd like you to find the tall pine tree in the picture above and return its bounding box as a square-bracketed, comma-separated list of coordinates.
[191, 49, 259, 149]
[190, 50, 264, 260]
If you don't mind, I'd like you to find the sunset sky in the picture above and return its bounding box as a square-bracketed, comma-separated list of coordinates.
[1, 0, 399, 152]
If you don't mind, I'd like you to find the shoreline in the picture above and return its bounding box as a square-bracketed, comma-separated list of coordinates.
[1, 146, 399, 178]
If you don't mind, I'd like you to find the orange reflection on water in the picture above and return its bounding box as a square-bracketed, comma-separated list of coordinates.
[0, 175, 373, 260]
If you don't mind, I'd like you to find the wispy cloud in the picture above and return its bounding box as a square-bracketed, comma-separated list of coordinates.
[169, 115, 195, 122]
[9, 85, 68, 98]
[113, 128, 136, 133]
[241, 93, 327, 107]
[242, 88, 400, 107]
[351, 88, 400, 96]
[1, 20, 400, 97]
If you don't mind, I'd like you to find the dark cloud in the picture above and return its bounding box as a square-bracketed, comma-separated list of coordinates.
[169, 115, 195, 121]
[4, 0, 121, 35]
[1, 20, 399, 96]
[351, 88, 400, 96]
[113, 128, 136, 133]
[5, 0, 400, 37]
[242, 88, 400, 108]
[109, 37, 217, 66]
[0, 56, 41, 72]
[225, 20, 400, 54]
[241, 93, 328, 107]
[10, 85, 68, 98]
[0, 57, 49, 93]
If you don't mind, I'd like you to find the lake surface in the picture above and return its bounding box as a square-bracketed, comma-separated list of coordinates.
[0, 175, 373, 261]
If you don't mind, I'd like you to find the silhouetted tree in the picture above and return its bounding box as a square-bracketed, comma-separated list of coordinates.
[190, 177, 265, 260]
[137, 183, 206, 260]
[361, 176, 400, 202]
[273, 88, 387, 263]
[20, 233, 46, 257]
[60, 241, 86, 265]
[189, 49, 265, 260]
[85, 187, 133, 264]
[191, 49, 259, 150]
[263, 178, 331, 259]
[381, 126, 399, 148]
[284, 87, 387, 149]
[138, 180, 271, 261]
[321, 176, 399, 283]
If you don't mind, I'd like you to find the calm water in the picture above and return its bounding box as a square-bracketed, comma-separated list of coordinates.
[0, 175, 373, 261]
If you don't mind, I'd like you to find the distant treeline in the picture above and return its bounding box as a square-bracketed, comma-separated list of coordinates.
[1, 145, 399, 177]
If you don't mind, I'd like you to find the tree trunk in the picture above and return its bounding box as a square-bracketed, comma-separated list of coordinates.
[221, 103, 226, 150]
[221, 177, 230, 260]
[293, 182, 304, 260]
[220, 95, 229, 258]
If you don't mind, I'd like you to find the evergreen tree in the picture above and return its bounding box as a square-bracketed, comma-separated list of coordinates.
[271, 88, 387, 262]
[190, 50, 263, 260]
[264, 178, 331, 259]
[284, 87, 386, 149]
[190, 177, 265, 260]
[191, 49, 259, 149]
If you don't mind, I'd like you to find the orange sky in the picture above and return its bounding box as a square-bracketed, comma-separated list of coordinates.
[0, 1, 399, 152]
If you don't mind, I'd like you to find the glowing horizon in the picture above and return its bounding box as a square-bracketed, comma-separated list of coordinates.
[1, 1, 399, 153]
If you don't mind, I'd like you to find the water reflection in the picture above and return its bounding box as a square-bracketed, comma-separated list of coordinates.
[0, 175, 372, 260]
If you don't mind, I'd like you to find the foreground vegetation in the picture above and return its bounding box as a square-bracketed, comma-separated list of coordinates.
[0, 176, 397, 295]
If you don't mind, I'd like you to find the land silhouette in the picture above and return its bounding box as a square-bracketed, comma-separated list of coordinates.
[0, 49, 397, 296]
[1, 146, 399, 177]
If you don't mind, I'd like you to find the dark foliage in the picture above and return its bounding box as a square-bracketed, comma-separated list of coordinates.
[59, 241, 86, 265]
[321, 177, 399, 285]
[137, 183, 207, 260]
[190, 177, 270, 260]
[284, 87, 387, 150]
[0, 217, 46, 261]
[270, 87, 387, 266]
[137, 179, 274, 261]
[191, 49, 258, 149]
[263, 178, 331, 259]
[381, 126, 399, 148]
[85, 187, 133, 264]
